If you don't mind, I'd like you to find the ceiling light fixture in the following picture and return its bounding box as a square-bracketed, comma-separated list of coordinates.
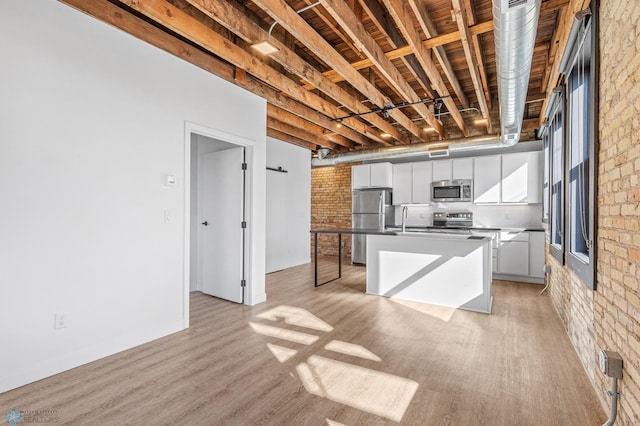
[251, 2, 320, 56]
[380, 133, 392, 138]
[317, 147, 330, 159]
[332, 96, 451, 122]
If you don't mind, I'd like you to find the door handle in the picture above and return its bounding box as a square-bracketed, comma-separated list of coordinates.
[201, 221, 208, 226]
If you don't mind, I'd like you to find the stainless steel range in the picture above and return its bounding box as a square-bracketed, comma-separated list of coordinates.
[433, 210, 473, 228]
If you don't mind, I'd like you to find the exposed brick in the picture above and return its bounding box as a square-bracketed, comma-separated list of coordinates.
[547, 1, 640, 422]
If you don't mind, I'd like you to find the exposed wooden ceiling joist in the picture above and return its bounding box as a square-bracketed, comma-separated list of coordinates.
[320, 0, 445, 136]
[381, 0, 469, 136]
[407, 0, 468, 109]
[451, 0, 492, 133]
[252, 0, 427, 143]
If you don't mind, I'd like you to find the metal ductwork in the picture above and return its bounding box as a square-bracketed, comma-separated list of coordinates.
[493, 0, 542, 145]
[312, 135, 500, 167]
[312, 0, 542, 167]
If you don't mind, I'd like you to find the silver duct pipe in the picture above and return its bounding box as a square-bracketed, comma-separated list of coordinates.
[312, 0, 542, 167]
[493, 0, 542, 144]
[312, 135, 499, 167]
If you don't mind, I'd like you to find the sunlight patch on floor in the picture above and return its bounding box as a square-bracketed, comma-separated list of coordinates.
[325, 340, 381, 362]
[325, 419, 348, 426]
[257, 305, 333, 332]
[389, 297, 456, 322]
[267, 343, 298, 363]
[296, 355, 418, 422]
[249, 322, 319, 345]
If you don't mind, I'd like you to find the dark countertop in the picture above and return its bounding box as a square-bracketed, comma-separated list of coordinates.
[310, 226, 545, 234]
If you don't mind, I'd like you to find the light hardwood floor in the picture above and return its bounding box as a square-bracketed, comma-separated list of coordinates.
[1, 258, 605, 425]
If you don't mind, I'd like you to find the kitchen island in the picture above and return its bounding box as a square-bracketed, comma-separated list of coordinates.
[310, 229, 493, 314]
[366, 232, 493, 313]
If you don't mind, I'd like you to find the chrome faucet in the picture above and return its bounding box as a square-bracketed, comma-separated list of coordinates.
[402, 205, 408, 233]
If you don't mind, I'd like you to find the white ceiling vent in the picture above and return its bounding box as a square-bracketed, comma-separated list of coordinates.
[428, 149, 450, 158]
[502, 0, 535, 10]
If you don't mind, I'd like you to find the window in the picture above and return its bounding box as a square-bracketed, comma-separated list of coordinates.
[547, 95, 564, 262]
[565, 13, 596, 288]
[543, 3, 598, 288]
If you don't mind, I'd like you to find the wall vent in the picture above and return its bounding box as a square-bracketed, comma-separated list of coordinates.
[502, 0, 534, 10]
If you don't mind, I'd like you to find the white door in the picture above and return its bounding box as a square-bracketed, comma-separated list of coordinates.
[200, 147, 245, 303]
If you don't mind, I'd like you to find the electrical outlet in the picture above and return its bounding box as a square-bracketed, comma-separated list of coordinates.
[54, 313, 67, 330]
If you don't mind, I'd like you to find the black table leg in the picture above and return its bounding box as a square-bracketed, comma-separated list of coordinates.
[338, 233, 342, 279]
[314, 232, 318, 287]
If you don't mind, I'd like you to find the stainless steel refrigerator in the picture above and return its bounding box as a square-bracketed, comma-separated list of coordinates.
[352, 189, 393, 264]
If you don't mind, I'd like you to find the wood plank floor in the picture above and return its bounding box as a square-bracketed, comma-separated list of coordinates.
[0, 258, 605, 425]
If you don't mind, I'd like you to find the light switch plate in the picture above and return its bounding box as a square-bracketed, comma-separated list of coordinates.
[164, 174, 177, 187]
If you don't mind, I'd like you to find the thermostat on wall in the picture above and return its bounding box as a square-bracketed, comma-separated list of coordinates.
[164, 174, 177, 187]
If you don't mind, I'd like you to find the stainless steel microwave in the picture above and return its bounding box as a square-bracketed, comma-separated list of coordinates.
[431, 179, 472, 202]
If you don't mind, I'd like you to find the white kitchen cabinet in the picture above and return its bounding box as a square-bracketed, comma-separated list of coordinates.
[471, 229, 498, 272]
[432, 158, 472, 181]
[501, 151, 542, 203]
[392, 162, 433, 205]
[352, 164, 370, 189]
[497, 231, 529, 276]
[370, 162, 393, 188]
[392, 163, 412, 205]
[452, 158, 473, 180]
[432, 159, 451, 181]
[352, 162, 392, 189]
[473, 155, 501, 203]
[412, 161, 432, 203]
[528, 231, 545, 278]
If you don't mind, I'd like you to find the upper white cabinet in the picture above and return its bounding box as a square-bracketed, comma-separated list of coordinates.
[392, 162, 432, 205]
[352, 162, 393, 189]
[392, 163, 412, 204]
[452, 158, 473, 180]
[412, 161, 432, 203]
[474, 155, 501, 203]
[432, 158, 473, 181]
[432, 160, 451, 181]
[501, 151, 542, 203]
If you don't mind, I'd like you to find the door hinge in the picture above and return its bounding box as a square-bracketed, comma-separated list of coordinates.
[242, 162, 247, 170]
[241, 221, 247, 228]
[241, 279, 246, 287]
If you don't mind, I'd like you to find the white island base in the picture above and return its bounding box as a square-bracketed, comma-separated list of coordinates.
[366, 233, 493, 314]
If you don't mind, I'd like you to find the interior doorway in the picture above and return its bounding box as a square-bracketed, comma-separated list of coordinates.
[188, 132, 247, 305]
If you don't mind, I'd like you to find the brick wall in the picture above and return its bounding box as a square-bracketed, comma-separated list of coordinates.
[311, 163, 353, 257]
[548, 1, 640, 423]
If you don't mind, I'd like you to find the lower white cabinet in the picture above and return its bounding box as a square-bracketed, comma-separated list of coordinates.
[494, 230, 545, 282]
[528, 231, 545, 278]
[497, 231, 529, 276]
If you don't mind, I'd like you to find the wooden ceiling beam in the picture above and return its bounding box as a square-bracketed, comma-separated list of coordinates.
[407, 0, 468, 109]
[114, 0, 378, 150]
[358, 0, 436, 99]
[462, 0, 492, 111]
[252, 0, 426, 143]
[184, 0, 398, 146]
[267, 128, 318, 151]
[310, 20, 494, 87]
[266, 116, 340, 151]
[539, 0, 591, 122]
[451, 0, 492, 133]
[382, 0, 469, 136]
[60, 0, 368, 150]
[320, 0, 444, 136]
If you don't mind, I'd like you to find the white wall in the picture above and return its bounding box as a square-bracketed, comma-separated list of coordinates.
[0, 0, 266, 393]
[266, 138, 311, 273]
